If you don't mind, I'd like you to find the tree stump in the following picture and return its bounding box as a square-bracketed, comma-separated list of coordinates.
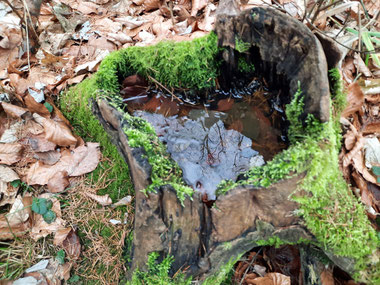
[90, 6, 376, 283]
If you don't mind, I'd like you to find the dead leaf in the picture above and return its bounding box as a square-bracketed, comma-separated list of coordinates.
[24, 93, 51, 118]
[8, 73, 29, 95]
[321, 268, 335, 285]
[252, 272, 291, 285]
[112, 195, 132, 208]
[0, 197, 32, 231]
[34, 150, 61, 165]
[74, 49, 110, 74]
[1, 102, 28, 118]
[0, 143, 23, 165]
[342, 82, 364, 118]
[77, 1, 102, 14]
[23, 133, 57, 152]
[0, 121, 24, 143]
[47, 171, 69, 193]
[62, 229, 81, 259]
[85, 192, 112, 206]
[363, 122, 380, 135]
[353, 53, 372, 78]
[27, 143, 100, 185]
[33, 113, 77, 146]
[352, 171, 375, 208]
[106, 32, 133, 45]
[0, 164, 19, 182]
[144, 0, 161, 11]
[115, 16, 147, 29]
[54, 227, 72, 246]
[25, 119, 44, 135]
[191, 0, 208, 16]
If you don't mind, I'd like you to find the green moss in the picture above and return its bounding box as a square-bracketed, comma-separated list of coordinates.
[127, 253, 192, 285]
[120, 106, 193, 204]
[61, 34, 221, 205]
[59, 78, 133, 201]
[97, 32, 220, 94]
[238, 56, 255, 73]
[235, 36, 251, 53]
[216, 75, 379, 282]
[202, 254, 243, 285]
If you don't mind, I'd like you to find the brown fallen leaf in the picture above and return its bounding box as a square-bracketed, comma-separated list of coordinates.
[1, 102, 28, 118]
[112, 195, 132, 208]
[54, 227, 72, 246]
[0, 164, 20, 182]
[24, 93, 51, 118]
[85, 192, 112, 206]
[342, 82, 364, 118]
[23, 133, 57, 152]
[0, 196, 32, 240]
[252, 272, 291, 285]
[27, 143, 100, 185]
[47, 171, 69, 193]
[62, 229, 81, 259]
[191, 0, 208, 16]
[363, 122, 380, 135]
[352, 170, 375, 209]
[24, 119, 44, 135]
[34, 150, 61, 165]
[343, 136, 364, 168]
[0, 143, 23, 165]
[321, 268, 335, 285]
[33, 113, 77, 146]
[353, 53, 372, 78]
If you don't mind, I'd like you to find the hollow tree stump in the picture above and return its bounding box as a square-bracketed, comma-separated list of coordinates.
[91, 6, 362, 283]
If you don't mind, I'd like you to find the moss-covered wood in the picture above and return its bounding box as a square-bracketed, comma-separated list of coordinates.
[60, 7, 379, 284]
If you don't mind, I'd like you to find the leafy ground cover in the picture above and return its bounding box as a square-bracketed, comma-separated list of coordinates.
[0, 0, 379, 284]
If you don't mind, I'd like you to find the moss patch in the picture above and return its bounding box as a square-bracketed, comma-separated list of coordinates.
[61, 33, 221, 204]
[96, 32, 220, 94]
[217, 71, 379, 282]
[59, 79, 133, 201]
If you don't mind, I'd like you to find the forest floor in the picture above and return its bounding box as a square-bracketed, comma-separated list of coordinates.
[0, 0, 379, 284]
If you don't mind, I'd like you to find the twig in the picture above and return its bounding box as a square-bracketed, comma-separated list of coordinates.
[23, 4, 31, 71]
[239, 247, 263, 285]
[358, 4, 362, 54]
[147, 75, 183, 103]
[1, 0, 40, 47]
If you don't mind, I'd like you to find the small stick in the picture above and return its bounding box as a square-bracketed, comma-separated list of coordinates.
[239, 247, 263, 285]
[147, 75, 183, 103]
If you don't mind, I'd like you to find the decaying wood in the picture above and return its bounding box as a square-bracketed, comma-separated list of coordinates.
[91, 6, 355, 281]
[214, 7, 331, 122]
[93, 99, 355, 280]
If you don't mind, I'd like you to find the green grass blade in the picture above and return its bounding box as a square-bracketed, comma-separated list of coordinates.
[362, 31, 380, 66]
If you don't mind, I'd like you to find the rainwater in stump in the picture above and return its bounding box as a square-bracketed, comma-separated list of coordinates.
[120, 72, 288, 200]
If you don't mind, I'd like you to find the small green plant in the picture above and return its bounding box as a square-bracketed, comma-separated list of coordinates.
[128, 252, 192, 285]
[56, 249, 65, 264]
[372, 166, 380, 183]
[44, 102, 53, 113]
[346, 28, 380, 66]
[235, 36, 250, 53]
[31, 198, 56, 224]
[238, 56, 255, 73]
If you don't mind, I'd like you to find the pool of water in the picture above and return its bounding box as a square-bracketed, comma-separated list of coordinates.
[123, 77, 287, 199]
